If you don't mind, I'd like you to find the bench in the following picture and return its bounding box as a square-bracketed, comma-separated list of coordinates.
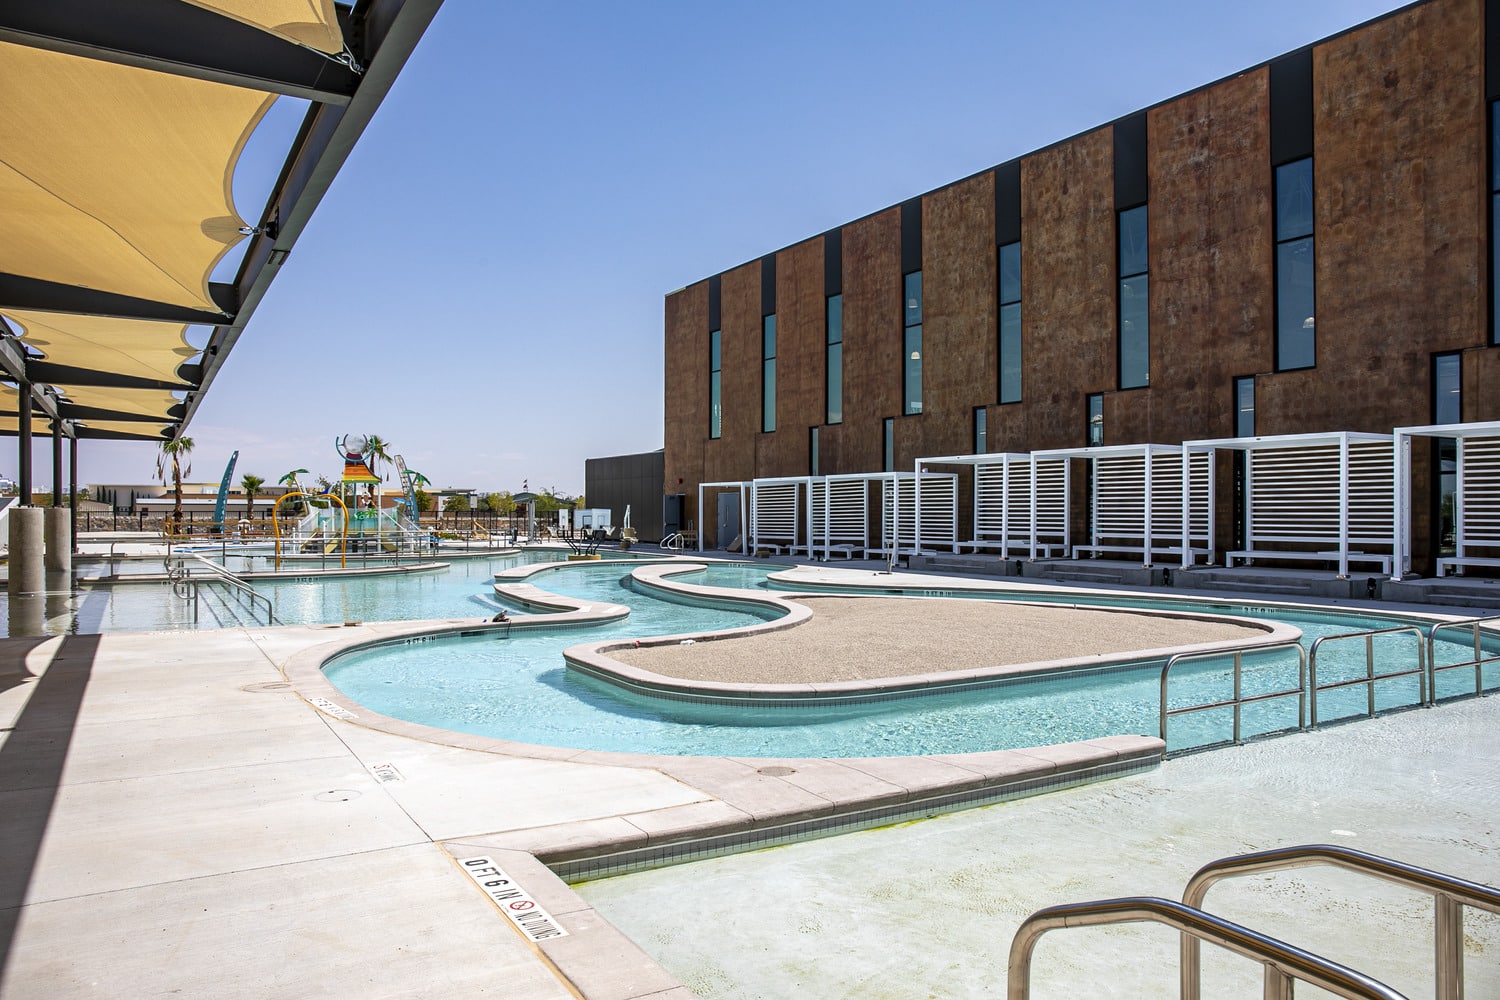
[1436, 555, 1500, 577]
[957, 538, 1067, 558]
[1226, 548, 1392, 575]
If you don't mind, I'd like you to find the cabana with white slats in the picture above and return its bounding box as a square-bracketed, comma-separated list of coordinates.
[1184, 431, 1396, 577]
[749, 476, 811, 555]
[915, 452, 1069, 558]
[1030, 444, 1211, 568]
[809, 474, 878, 559]
[1392, 420, 1500, 580]
[889, 470, 959, 556]
[694, 479, 750, 553]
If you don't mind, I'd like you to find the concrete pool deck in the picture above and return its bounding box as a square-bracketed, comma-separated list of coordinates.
[0, 563, 1495, 997]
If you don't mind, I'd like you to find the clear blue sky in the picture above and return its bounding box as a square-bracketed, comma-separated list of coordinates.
[40, 0, 1407, 498]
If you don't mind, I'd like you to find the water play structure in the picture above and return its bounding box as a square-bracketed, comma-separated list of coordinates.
[269, 435, 432, 567]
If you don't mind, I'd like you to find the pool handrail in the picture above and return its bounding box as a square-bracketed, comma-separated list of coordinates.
[171, 552, 279, 626]
[1307, 625, 1427, 726]
[1159, 641, 1308, 748]
[1182, 843, 1500, 1000]
[1007, 895, 1407, 1000]
[1426, 614, 1500, 702]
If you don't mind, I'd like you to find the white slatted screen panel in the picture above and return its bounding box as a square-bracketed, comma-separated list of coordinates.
[1347, 440, 1394, 544]
[1459, 437, 1500, 549]
[1091, 455, 1146, 541]
[1151, 451, 1211, 543]
[1032, 459, 1067, 544]
[811, 478, 869, 551]
[974, 462, 1006, 538]
[884, 475, 956, 549]
[751, 481, 799, 545]
[1248, 445, 1341, 542]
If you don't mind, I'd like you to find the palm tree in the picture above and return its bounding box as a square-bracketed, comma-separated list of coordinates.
[240, 474, 265, 520]
[155, 436, 194, 534]
[364, 434, 393, 482]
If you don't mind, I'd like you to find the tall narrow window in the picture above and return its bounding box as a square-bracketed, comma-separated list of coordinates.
[1234, 376, 1256, 438]
[709, 329, 722, 440]
[1275, 157, 1315, 370]
[998, 242, 1022, 403]
[809, 427, 820, 476]
[1118, 206, 1149, 388]
[883, 417, 895, 472]
[903, 271, 923, 414]
[973, 407, 988, 454]
[1434, 352, 1462, 557]
[1434, 353, 1462, 425]
[826, 294, 843, 424]
[1087, 394, 1104, 447]
[761, 314, 776, 433]
[1492, 102, 1500, 346]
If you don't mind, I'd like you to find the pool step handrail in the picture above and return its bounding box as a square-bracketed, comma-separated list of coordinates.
[1307, 624, 1428, 727]
[167, 552, 279, 626]
[1182, 843, 1500, 1000]
[1159, 640, 1308, 748]
[1426, 614, 1500, 702]
[1007, 895, 1408, 1000]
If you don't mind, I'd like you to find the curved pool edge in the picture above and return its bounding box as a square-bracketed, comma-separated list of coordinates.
[280, 619, 1166, 876]
[564, 580, 1302, 704]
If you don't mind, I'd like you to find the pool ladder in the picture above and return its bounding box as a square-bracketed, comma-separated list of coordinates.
[1008, 843, 1500, 999]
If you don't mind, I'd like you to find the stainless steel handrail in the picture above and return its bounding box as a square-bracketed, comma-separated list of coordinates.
[175, 553, 278, 625]
[1308, 625, 1427, 726]
[1427, 615, 1500, 701]
[1159, 641, 1307, 749]
[1182, 844, 1500, 1000]
[1007, 896, 1408, 1000]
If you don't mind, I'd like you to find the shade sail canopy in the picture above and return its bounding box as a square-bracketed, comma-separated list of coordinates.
[0, 41, 271, 314]
[185, 0, 346, 54]
[0, 0, 443, 444]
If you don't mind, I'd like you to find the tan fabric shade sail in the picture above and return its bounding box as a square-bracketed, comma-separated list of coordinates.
[0, 0, 441, 451]
[4, 311, 197, 386]
[0, 41, 271, 313]
[184, 0, 346, 55]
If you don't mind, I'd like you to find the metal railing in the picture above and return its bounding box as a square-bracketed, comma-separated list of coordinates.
[1159, 641, 1308, 749]
[660, 532, 687, 552]
[1308, 625, 1427, 727]
[1426, 615, 1500, 701]
[1183, 844, 1500, 1000]
[167, 552, 278, 626]
[1007, 896, 1407, 1000]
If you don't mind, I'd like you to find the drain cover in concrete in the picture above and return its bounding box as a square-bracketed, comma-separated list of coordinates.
[241, 681, 292, 693]
[314, 789, 362, 802]
[757, 766, 797, 777]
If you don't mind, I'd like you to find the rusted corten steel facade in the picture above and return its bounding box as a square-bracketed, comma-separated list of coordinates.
[664, 0, 1500, 548]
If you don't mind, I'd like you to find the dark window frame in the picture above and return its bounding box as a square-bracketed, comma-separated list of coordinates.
[998, 241, 1022, 404]
[826, 294, 843, 425]
[902, 271, 923, 416]
[761, 314, 776, 434]
[708, 328, 722, 440]
[1274, 156, 1316, 371]
[1117, 204, 1149, 390]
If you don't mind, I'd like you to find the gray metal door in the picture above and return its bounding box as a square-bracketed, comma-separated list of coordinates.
[716, 491, 741, 550]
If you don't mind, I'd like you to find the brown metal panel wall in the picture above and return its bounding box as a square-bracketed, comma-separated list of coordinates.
[663, 282, 708, 524]
[906, 172, 996, 460]
[839, 207, 903, 473]
[706, 261, 761, 484]
[988, 127, 1117, 455]
[756, 237, 825, 478]
[1258, 0, 1486, 435]
[1115, 68, 1274, 447]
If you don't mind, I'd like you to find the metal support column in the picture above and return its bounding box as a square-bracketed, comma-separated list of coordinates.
[17, 379, 32, 501]
[69, 435, 78, 551]
[51, 419, 62, 505]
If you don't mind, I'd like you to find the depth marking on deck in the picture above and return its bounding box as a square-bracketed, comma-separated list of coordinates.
[370, 761, 404, 783]
[458, 857, 568, 941]
[309, 696, 357, 720]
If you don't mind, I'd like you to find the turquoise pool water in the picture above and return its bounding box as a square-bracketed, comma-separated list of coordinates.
[324, 561, 1500, 757]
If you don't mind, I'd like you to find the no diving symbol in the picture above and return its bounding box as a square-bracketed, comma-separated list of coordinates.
[509, 900, 534, 912]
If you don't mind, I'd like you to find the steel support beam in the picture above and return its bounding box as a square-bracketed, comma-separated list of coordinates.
[69, 435, 78, 551]
[0, 0, 359, 104]
[26, 362, 189, 393]
[0, 272, 232, 327]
